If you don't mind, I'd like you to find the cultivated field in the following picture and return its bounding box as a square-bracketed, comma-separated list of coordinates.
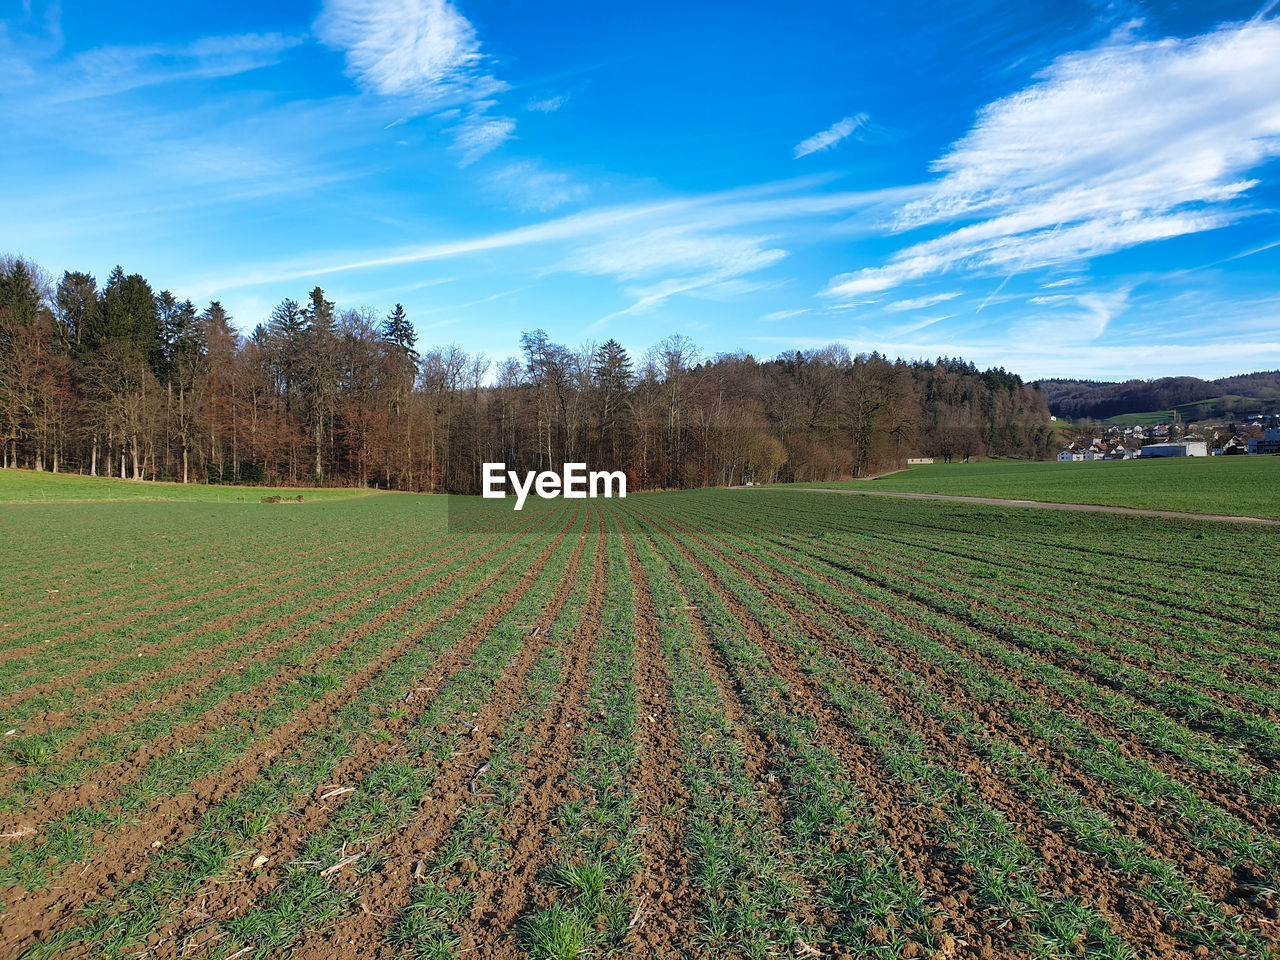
[1, 478, 1279, 959]
[790, 455, 1280, 519]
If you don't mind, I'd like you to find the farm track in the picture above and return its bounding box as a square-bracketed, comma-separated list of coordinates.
[3, 489, 1278, 959]
[763, 485, 1280, 525]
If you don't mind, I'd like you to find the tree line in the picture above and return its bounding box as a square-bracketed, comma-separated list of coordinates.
[1037, 372, 1280, 422]
[0, 254, 1056, 492]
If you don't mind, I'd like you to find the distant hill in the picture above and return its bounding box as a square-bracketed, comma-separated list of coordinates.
[1035, 371, 1280, 422]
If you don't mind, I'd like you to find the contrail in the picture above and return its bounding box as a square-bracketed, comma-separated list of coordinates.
[976, 272, 1015, 313]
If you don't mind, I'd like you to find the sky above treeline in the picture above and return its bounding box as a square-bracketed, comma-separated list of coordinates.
[2, 0, 1279, 380]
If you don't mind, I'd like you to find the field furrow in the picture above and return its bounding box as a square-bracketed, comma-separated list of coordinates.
[4, 507, 576, 957]
[668, 514, 1273, 956]
[3, 485, 1277, 960]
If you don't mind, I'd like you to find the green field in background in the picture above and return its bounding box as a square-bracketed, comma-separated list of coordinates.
[781, 455, 1280, 519]
[0, 469, 378, 504]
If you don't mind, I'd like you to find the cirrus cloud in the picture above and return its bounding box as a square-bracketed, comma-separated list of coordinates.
[826, 19, 1280, 299]
[794, 113, 868, 159]
[314, 0, 504, 103]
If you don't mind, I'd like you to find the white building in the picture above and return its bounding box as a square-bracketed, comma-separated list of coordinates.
[1140, 441, 1208, 458]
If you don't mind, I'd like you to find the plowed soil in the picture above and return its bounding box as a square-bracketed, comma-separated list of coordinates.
[2, 489, 1278, 960]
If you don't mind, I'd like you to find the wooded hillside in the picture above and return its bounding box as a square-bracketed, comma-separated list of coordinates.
[0, 255, 1054, 491]
[1036, 372, 1280, 421]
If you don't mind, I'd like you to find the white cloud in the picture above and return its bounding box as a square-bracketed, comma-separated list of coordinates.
[794, 114, 868, 159]
[486, 161, 586, 211]
[5, 30, 301, 103]
[0, 1, 62, 84]
[883, 292, 961, 312]
[200, 177, 860, 321]
[316, 0, 522, 162]
[526, 94, 567, 112]
[762, 308, 810, 322]
[570, 227, 784, 281]
[450, 113, 516, 165]
[193, 176, 905, 295]
[315, 0, 503, 103]
[825, 20, 1280, 297]
[1014, 289, 1131, 344]
[573, 227, 789, 324]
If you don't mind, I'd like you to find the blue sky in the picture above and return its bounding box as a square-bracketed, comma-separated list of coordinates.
[2, 0, 1279, 380]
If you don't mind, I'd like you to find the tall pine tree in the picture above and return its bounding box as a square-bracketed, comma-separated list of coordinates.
[381, 303, 417, 355]
[99, 266, 161, 373]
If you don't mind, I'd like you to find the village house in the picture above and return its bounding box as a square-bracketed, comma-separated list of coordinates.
[1057, 441, 1133, 462]
[1248, 427, 1280, 455]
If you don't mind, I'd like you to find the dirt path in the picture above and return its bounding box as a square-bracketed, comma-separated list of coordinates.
[740, 486, 1280, 524]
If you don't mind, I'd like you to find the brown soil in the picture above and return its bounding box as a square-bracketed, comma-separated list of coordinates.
[279, 511, 594, 960]
[0, 514, 530, 800]
[632, 513, 1030, 959]
[751, 494, 1266, 627]
[614, 518, 697, 956]
[774, 496, 1270, 629]
[5, 495, 1276, 960]
[0, 531, 379, 670]
[445, 514, 612, 958]
[0, 517, 532, 837]
[0, 531, 454, 753]
[714, 506, 1280, 773]
[669, 510, 1280, 947]
[0, 509, 570, 956]
[689, 505, 1280, 833]
[0, 525, 405, 677]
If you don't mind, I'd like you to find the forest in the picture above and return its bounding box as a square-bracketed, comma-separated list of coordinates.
[1037, 372, 1280, 421]
[0, 255, 1055, 492]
